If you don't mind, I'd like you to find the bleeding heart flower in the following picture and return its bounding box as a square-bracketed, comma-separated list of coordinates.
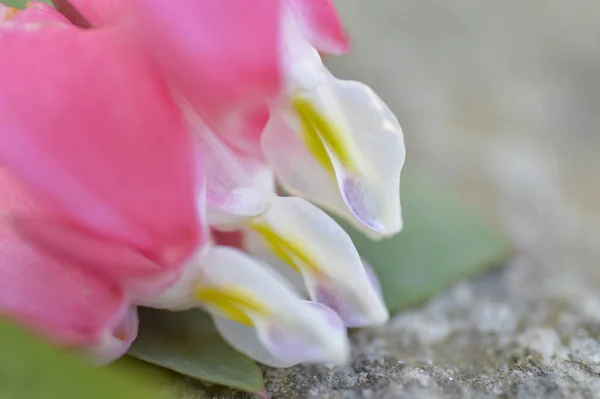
[0, 0, 404, 368]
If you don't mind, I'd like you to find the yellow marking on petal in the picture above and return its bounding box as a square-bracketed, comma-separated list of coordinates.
[292, 95, 357, 173]
[3, 7, 19, 20]
[249, 220, 319, 274]
[195, 286, 269, 326]
[294, 101, 335, 175]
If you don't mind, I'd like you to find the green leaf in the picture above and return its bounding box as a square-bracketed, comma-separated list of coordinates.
[111, 357, 212, 399]
[128, 308, 264, 393]
[0, 317, 162, 399]
[340, 175, 511, 311]
[1, 0, 53, 8]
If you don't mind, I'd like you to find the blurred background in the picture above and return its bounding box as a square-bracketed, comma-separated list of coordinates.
[264, 1, 600, 397]
[327, 0, 600, 302]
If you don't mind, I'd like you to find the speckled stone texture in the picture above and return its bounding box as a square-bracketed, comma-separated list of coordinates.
[186, 1, 600, 398]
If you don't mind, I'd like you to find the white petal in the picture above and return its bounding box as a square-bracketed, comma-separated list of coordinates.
[266, 52, 405, 239]
[213, 300, 347, 368]
[311, 69, 405, 237]
[246, 196, 389, 327]
[213, 315, 290, 368]
[194, 245, 350, 366]
[244, 228, 308, 295]
[262, 112, 351, 223]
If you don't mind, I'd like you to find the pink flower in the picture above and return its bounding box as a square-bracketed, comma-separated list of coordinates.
[0, 3, 201, 360]
[0, 0, 404, 368]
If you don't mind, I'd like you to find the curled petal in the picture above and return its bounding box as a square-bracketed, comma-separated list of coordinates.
[288, 0, 349, 55]
[245, 196, 389, 327]
[264, 65, 405, 239]
[131, 0, 282, 132]
[182, 103, 272, 229]
[143, 245, 350, 367]
[0, 25, 202, 270]
[86, 306, 139, 364]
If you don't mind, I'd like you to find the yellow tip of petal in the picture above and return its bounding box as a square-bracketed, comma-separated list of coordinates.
[292, 95, 360, 173]
[248, 220, 319, 274]
[195, 286, 269, 326]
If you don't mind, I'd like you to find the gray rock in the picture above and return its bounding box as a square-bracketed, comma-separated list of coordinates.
[257, 1, 600, 397]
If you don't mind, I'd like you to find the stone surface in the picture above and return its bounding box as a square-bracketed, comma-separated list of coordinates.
[179, 1, 600, 398]
[256, 1, 600, 398]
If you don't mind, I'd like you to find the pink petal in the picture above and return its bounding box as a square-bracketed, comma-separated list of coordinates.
[10, 1, 71, 25]
[130, 0, 282, 132]
[288, 0, 349, 55]
[0, 25, 203, 271]
[4, 167, 180, 300]
[0, 171, 128, 347]
[13, 217, 181, 298]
